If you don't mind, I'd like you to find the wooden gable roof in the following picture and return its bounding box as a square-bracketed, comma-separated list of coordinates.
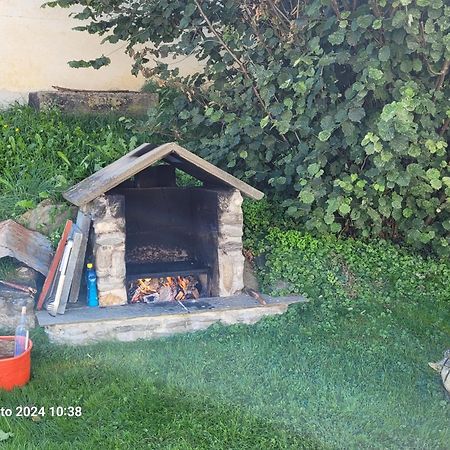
[63, 142, 264, 206]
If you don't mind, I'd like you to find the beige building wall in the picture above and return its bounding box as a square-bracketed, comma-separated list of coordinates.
[0, 0, 202, 105]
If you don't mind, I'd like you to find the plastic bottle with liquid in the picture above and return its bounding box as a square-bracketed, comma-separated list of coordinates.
[14, 306, 29, 357]
[86, 263, 99, 307]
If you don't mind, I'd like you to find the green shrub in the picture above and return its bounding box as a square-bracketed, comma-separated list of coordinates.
[49, 0, 450, 255]
[242, 197, 297, 252]
[257, 226, 450, 339]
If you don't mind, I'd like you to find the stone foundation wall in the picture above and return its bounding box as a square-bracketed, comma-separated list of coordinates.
[29, 91, 158, 116]
[215, 190, 245, 296]
[88, 195, 127, 306]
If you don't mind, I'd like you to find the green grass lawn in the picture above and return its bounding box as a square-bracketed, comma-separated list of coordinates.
[1, 232, 449, 449]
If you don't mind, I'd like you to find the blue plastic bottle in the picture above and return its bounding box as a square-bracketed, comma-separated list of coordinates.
[86, 263, 99, 307]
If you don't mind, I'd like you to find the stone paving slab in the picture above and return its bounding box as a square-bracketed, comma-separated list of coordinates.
[36, 294, 306, 326]
[37, 294, 307, 345]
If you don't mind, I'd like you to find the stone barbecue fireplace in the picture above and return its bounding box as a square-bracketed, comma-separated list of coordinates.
[63, 142, 264, 307]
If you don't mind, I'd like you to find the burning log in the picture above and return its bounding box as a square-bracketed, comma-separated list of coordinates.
[128, 275, 201, 304]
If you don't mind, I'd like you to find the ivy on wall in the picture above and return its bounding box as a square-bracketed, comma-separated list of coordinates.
[47, 0, 450, 254]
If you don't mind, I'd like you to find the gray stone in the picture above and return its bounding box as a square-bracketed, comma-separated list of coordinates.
[93, 219, 125, 235]
[98, 287, 127, 307]
[219, 224, 244, 238]
[94, 231, 125, 246]
[93, 245, 113, 271]
[89, 195, 125, 221]
[19, 200, 76, 237]
[0, 267, 38, 330]
[29, 90, 158, 117]
[0, 289, 35, 331]
[96, 276, 126, 291]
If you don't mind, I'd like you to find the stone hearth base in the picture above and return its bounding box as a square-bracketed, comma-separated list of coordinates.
[36, 295, 306, 345]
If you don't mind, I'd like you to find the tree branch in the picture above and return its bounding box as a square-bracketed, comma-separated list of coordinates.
[435, 59, 450, 91]
[193, 0, 248, 77]
[439, 118, 450, 137]
[330, 0, 341, 19]
[193, 0, 274, 121]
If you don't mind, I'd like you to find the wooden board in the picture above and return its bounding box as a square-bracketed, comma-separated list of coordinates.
[63, 143, 172, 206]
[63, 142, 264, 206]
[68, 211, 91, 304]
[36, 220, 72, 310]
[0, 220, 53, 276]
[169, 143, 264, 200]
[56, 229, 84, 315]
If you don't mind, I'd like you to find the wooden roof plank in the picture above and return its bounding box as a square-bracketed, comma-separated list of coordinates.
[170, 143, 264, 200]
[63, 142, 264, 206]
[63, 143, 174, 206]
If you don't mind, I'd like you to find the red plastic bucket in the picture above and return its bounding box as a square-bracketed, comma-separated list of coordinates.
[0, 336, 33, 391]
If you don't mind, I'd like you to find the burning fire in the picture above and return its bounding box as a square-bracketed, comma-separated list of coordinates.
[129, 276, 200, 303]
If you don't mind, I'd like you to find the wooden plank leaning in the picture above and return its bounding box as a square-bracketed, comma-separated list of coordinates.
[36, 220, 73, 310]
[68, 211, 91, 304]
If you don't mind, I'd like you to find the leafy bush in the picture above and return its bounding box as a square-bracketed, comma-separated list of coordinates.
[256, 226, 450, 340]
[0, 106, 145, 218]
[48, 0, 450, 255]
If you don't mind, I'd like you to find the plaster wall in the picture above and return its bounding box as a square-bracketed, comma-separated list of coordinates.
[0, 0, 202, 106]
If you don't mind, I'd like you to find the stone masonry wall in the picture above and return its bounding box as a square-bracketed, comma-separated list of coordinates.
[216, 190, 245, 296]
[86, 190, 245, 304]
[88, 195, 127, 306]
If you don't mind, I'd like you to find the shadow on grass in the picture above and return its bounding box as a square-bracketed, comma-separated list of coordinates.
[0, 333, 326, 450]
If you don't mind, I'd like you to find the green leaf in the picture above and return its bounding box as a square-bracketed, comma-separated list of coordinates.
[324, 214, 335, 225]
[300, 190, 315, 204]
[318, 130, 332, 141]
[328, 29, 345, 45]
[327, 198, 340, 213]
[430, 179, 442, 190]
[275, 120, 290, 134]
[68, 55, 111, 70]
[260, 115, 270, 129]
[184, 3, 197, 17]
[348, 107, 366, 123]
[356, 15, 374, 29]
[0, 430, 13, 442]
[57, 151, 71, 166]
[339, 203, 351, 215]
[16, 199, 35, 209]
[402, 208, 413, 218]
[307, 163, 320, 176]
[378, 46, 390, 62]
[372, 19, 383, 30]
[368, 68, 384, 80]
[426, 168, 440, 179]
[330, 222, 342, 232]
